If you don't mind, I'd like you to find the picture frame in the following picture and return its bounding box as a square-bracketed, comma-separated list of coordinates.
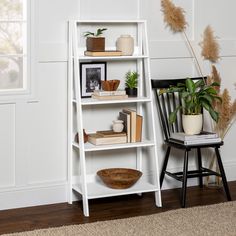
[80, 62, 107, 98]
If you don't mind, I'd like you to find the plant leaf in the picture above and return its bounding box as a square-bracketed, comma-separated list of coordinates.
[209, 107, 219, 122]
[185, 79, 195, 93]
[169, 106, 181, 124]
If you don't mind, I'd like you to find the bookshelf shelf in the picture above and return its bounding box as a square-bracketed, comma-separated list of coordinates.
[72, 179, 159, 199]
[77, 55, 148, 61]
[72, 139, 155, 152]
[73, 97, 151, 106]
[68, 19, 162, 217]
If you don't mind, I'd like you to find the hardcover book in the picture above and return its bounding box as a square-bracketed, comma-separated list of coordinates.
[169, 137, 222, 145]
[84, 50, 122, 57]
[93, 90, 126, 96]
[88, 133, 127, 145]
[136, 115, 143, 142]
[122, 108, 137, 143]
[92, 94, 128, 100]
[119, 111, 131, 143]
[170, 131, 218, 141]
[96, 130, 127, 137]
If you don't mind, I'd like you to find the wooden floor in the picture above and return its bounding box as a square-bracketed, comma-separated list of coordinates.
[0, 181, 235, 235]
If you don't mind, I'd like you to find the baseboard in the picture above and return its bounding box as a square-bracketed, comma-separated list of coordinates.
[0, 182, 67, 211]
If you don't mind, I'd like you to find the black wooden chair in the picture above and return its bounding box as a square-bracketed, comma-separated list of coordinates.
[151, 77, 232, 207]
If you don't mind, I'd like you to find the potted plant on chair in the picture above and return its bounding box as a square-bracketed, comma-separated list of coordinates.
[160, 78, 221, 135]
[125, 71, 138, 97]
[84, 28, 107, 52]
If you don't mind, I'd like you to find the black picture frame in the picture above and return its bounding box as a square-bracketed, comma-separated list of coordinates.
[80, 62, 107, 98]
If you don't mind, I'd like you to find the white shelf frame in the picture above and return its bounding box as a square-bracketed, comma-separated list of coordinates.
[68, 19, 162, 217]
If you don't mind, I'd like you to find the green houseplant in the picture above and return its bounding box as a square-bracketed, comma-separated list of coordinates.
[125, 71, 138, 97]
[160, 78, 221, 134]
[84, 28, 107, 52]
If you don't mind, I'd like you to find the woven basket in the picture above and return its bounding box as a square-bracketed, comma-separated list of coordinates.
[97, 168, 142, 189]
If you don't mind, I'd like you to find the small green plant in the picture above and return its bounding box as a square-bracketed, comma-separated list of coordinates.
[160, 78, 221, 124]
[84, 28, 107, 37]
[125, 71, 138, 89]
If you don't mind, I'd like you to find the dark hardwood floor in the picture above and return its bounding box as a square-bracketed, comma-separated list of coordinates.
[0, 181, 235, 235]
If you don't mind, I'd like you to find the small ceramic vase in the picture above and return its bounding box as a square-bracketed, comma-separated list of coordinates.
[116, 35, 134, 56]
[182, 114, 203, 135]
[112, 120, 124, 133]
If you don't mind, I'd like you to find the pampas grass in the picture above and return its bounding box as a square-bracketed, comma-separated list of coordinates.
[161, 0, 187, 32]
[200, 25, 220, 63]
[161, 0, 204, 78]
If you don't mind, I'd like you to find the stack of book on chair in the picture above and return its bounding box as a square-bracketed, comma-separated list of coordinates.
[92, 90, 128, 100]
[119, 108, 143, 143]
[88, 130, 127, 145]
[169, 131, 221, 145]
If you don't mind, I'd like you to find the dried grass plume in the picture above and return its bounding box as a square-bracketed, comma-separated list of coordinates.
[161, 0, 187, 32]
[200, 25, 220, 63]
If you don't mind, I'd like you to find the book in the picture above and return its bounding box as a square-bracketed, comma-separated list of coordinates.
[170, 131, 218, 141]
[169, 137, 222, 145]
[84, 50, 122, 57]
[119, 111, 131, 143]
[92, 94, 128, 100]
[93, 90, 126, 96]
[122, 108, 137, 143]
[96, 130, 127, 137]
[88, 133, 127, 145]
[136, 115, 143, 142]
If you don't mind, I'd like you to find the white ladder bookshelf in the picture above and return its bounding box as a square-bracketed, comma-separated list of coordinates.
[68, 19, 162, 217]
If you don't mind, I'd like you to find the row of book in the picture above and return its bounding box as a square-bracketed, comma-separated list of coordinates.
[87, 108, 143, 146]
[169, 131, 221, 145]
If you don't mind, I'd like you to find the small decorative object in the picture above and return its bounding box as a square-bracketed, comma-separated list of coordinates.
[84, 28, 107, 52]
[116, 35, 134, 56]
[75, 129, 88, 143]
[97, 168, 142, 189]
[101, 79, 120, 91]
[160, 78, 221, 135]
[80, 62, 107, 98]
[112, 120, 124, 133]
[125, 71, 138, 97]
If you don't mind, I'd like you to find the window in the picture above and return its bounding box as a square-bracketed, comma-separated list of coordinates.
[0, 0, 27, 92]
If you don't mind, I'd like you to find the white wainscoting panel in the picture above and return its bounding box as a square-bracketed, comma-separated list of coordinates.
[0, 104, 16, 188]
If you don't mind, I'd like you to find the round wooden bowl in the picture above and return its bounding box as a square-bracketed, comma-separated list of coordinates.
[97, 168, 142, 189]
[101, 80, 120, 91]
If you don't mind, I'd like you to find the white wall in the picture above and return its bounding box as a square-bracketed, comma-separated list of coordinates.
[0, 0, 236, 210]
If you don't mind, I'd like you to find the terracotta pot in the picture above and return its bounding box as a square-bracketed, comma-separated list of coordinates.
[86, 37, 105, 52]
[75, 129, 88, 143]
[182, 114, 203, 135]
[125, 88, 137, 97]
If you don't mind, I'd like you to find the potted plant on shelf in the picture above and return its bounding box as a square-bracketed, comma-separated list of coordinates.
[84, 28, 107, 52]
[125, 71, 138, 97]
[160, 78, 221, 135]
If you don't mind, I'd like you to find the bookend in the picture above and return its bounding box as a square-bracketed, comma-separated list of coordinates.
[152, 78, 232, 207]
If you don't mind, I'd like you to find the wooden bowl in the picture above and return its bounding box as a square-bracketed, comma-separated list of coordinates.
[97, 168, 142, 189]
[101, 80, 120, 91]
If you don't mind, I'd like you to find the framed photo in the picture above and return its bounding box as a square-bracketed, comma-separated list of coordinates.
[80, 62, 107, 98]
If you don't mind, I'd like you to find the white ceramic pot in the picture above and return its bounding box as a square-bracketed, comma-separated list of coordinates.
[112, 120, 124, 133]
[182, 114, 203, 135]
[116, 35, 134, 56]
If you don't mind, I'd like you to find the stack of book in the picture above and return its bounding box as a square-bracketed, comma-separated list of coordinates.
[88, 130, 127, 145]
[119, 108, 143, 143]
[92, 90, 128, 100]
[169, 131, 221, 145]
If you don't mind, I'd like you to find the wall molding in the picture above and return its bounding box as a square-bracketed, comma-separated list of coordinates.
[0, 182, 67, 210]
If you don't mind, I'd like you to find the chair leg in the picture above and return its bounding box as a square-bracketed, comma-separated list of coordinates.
[181, 150, 189, 208]
[160, 146, 171, 188]
[215, 147, 232, 201]
[197, 148, 203, 188]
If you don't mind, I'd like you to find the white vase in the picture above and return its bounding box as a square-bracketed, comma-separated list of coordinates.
[112, 120, 124, 133]
[116, 35, 134, 56]
[182, 114, 203, 135]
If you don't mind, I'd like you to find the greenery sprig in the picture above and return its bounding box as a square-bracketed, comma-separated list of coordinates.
[84, 28, 107, 37]
[125, 71, 138, 89]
